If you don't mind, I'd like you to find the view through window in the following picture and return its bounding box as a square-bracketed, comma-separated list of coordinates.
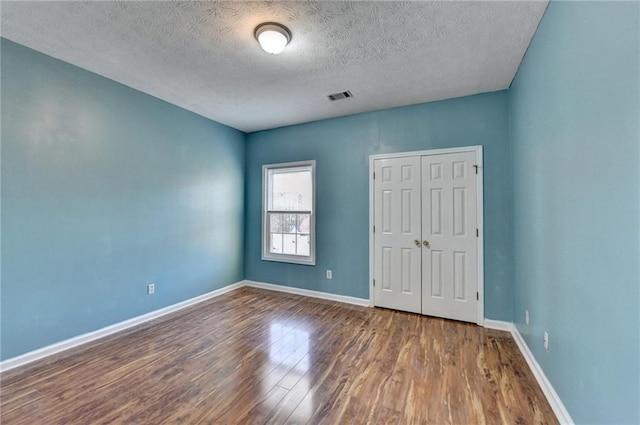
[263, 161, 315, 265]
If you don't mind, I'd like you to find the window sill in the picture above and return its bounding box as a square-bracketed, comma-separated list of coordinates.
[261, 254, 316, 266]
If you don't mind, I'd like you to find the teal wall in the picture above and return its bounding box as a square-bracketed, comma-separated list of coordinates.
[245, 91, 513, 321]
[508, 2, 640, 424]
[1, 39, 246, 360]
[5, 4, 639, 420]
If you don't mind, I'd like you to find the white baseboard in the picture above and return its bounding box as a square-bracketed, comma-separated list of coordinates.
[0, 280, 245, 373]
[510, 325, 574, 425]
[244, 280, 370, 307]
[1, 280, 368, 372]
[483, 320, 574, 424]
[483, 319, 513, 332]
[0, 278, 573, 425]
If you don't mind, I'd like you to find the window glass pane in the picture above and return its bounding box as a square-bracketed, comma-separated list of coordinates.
[297, 214, 310, 235]
[270, 213, 284, 233]
[269, 212, 311, 257]
[282, 233, 297, 255]
[296, 234, 310, 256]
[281, 213, 297, 233]
[270, 233, 283, 254]
[268, 168, 312, 211]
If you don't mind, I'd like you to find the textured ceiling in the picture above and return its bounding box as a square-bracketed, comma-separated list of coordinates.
[1, 1, 548, 133]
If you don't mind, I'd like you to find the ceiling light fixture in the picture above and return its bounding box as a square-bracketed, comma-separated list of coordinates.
[254, 22, 291, 54]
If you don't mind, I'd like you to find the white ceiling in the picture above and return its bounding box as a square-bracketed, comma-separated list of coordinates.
[1, 1, 548, 133]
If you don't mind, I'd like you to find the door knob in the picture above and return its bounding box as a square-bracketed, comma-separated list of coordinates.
[423, 240, 429, 247]
[414, 240, 420, 246]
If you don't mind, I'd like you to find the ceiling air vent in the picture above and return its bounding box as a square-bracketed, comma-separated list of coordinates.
[327, 91, 353, 101]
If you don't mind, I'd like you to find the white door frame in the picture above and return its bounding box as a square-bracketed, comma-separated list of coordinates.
[368, 146, 485, 325]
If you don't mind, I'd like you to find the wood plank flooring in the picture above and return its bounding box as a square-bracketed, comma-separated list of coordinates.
[1, 287, 558, 424]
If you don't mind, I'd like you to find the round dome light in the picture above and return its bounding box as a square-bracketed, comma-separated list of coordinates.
[254, 23, 291, 54]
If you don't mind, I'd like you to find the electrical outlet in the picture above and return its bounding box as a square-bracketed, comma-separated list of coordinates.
[326, 270, 332, 279]
[525, 310, 530, 326]
[543, 331, 549, 351]
[147, 283, 155, 295]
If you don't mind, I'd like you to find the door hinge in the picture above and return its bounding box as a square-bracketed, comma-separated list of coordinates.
[473, 164, 479, 174]
[373, 172, 375, 179]
[373, 225, 375, 233]
[476, 292, 479, 301]
[373, 279, 376, 287]
[476, 228, 479, 237]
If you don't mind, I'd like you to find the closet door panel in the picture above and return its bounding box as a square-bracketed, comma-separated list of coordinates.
[421, 152, 478, 322]
[373, 157, 422, 313]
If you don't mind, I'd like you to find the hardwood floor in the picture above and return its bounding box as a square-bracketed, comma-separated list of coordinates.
[1, 287, 558, 424]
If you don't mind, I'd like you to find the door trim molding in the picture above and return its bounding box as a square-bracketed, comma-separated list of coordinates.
[368, 145, 484, 325]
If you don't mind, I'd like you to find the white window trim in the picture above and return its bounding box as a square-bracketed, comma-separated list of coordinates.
[262, 160, 316, 266]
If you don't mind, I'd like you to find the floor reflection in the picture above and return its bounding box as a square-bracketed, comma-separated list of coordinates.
[262, 322, 313, 420]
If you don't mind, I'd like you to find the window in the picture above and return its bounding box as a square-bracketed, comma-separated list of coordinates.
[262, 160, 316, 265]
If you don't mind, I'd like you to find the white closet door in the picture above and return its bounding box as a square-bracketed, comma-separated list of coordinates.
[421, 152, 478, 322]
[373, 157, 422, 313]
